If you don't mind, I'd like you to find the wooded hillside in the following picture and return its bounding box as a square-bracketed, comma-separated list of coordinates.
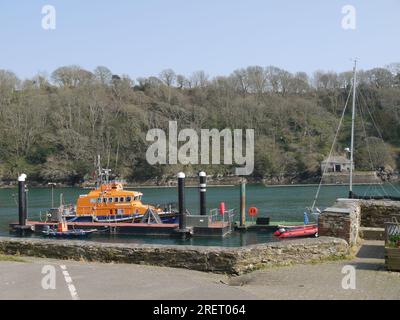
[0, 64, 399, 184]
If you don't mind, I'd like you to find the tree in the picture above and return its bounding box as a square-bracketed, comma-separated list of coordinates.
[0, 70, 19, 104]
[94, 66, 113, 85]
[0, 64, 398, 185]
[189, 70, 209, 88]
[51, 65, 93, 87]
[159, 69, 176, 87]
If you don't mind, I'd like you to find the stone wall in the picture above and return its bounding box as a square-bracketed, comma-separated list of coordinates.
[318, 199, 361, 245]
[319, 198, 400, 244]
[0, 236, 348, 275]
[322, 172, 381, 184]
[359, 200, 400, 227]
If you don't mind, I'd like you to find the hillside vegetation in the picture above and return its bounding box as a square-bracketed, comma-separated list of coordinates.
[0, 64, 399, 185]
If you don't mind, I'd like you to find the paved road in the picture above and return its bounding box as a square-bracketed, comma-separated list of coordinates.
[0, 240, 399, 300]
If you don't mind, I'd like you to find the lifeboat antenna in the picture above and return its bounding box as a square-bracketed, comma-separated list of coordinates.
[96, 154, 112, 187]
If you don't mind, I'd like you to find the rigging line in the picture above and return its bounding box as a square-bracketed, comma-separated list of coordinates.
[386, 175, 400, 195]
[363, 183, 372, 196]
[359, 91, 400, 196]
[310, 85, 353, 211]
[357, 95, 375, 171]
[358, 92, 390, 196]
[358, 89, 385, 142]
[357, 95, 380, 164]
[358, 90, 400, 195]
[382, 170, 400, 196]
[357, 94, 389, 197]
[360, 89, 395, 142]
[357, 98, 375, 196]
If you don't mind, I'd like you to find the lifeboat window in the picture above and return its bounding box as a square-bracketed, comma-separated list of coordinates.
[97, 198, 102, 203]
[108, 198, 113, 203]
[103, 198, 107, 203]
[133, 196, 139, 201]
[90, 198, 96, 204]
[139, 195, 142, 200]
[126, 196, 132, 202]
[120, 197, 124, 202]
[114, 197, 119, 203]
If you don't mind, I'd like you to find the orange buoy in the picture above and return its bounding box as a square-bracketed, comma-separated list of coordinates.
[248, 207, 258, 217]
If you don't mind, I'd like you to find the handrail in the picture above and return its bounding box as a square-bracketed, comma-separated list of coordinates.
[208, 208, 236, 229]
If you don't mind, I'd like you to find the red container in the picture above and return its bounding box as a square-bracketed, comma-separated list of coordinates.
[219, 202, 225, 215]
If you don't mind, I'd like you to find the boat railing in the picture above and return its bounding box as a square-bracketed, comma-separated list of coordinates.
[208, 208, 236, 228]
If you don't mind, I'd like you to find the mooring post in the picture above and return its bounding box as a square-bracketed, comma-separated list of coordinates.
[240, 182, 246, 227]
[18, 174, 27, 226]
[199, 171, 207, 215]
[177, 172, 186, 231]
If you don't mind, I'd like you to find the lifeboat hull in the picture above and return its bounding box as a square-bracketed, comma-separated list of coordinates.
[65, 212, 178, 224]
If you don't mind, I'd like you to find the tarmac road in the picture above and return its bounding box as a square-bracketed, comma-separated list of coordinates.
[0, 240, 399, 300]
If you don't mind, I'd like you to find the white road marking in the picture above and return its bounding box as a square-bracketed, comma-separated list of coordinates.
[60, 265, 79, 300]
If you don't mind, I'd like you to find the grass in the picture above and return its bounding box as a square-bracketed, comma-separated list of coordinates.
[0, 254, 27, 263]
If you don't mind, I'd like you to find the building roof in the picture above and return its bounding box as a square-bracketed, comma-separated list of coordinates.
[321, 155, 351, 164]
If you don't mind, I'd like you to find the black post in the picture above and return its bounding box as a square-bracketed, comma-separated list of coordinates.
[18, 174, 27, 226]
[199, 171, 207, 216]
[24, 185, 28, 223]
[177, 172, 186, 231]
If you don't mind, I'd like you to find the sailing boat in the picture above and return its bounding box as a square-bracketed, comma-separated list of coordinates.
[310, 60, 400, 215]
[275, 61, 400, 239]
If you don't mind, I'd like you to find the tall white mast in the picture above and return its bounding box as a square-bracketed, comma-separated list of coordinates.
[349, 60, 357, 198]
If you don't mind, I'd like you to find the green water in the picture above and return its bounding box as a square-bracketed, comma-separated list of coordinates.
[1, 183, 399, 246]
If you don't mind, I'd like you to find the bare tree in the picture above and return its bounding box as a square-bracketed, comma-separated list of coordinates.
[94, 66, 113, 85]
[159, 69, 176, 87]
[190, 70, 209, 88]
[52, 65, 94, 87]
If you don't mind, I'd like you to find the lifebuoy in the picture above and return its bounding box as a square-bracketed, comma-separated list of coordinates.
[248, 207, 258, 217]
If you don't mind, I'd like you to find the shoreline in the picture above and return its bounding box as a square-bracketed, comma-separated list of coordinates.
[0, 181, 391, 189]
[265, 182, 384, 188]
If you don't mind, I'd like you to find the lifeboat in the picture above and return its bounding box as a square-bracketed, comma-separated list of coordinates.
[63, 181, 176, 223]
[56, 157, 178, 224]
[273, 224, 318, 238]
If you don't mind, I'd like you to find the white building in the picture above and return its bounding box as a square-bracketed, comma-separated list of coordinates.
[321, 156, 354, 173]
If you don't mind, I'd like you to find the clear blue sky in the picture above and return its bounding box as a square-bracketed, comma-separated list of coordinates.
[1, 0, 399, 80]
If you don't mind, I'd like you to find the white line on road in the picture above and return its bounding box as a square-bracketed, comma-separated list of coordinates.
[60, 265, 79, 300]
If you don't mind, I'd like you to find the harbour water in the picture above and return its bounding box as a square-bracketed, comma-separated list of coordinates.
[0, 183, 399, 246]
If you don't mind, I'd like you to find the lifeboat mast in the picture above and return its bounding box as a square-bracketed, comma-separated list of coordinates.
[95, 155, 112, 189]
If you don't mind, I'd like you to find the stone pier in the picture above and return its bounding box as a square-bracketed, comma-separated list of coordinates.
[318, 198, 400, 245]
[318, 199, 361, 245]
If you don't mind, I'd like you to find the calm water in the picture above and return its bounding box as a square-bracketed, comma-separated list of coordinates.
[1, 183, 399, 246]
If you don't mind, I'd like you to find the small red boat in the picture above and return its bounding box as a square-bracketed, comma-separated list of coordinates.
[273, 224, 318, 238]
